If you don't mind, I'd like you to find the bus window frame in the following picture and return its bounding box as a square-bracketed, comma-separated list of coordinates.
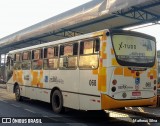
[13, 53, 22, 70]
[43, 46, 59, 70]
[22, 51, 31, 70]
[31, 49, 43, 70]
[110, 29, 156, 67]
[79, 38, 100, 70]
[59, 42, 78, 70]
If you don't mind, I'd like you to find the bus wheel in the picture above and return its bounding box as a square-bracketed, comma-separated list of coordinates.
[51, 90, 64, 113]
[15, 85, 22, 101]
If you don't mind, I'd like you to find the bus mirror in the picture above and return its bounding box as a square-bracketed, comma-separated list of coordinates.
[95, 39, 100, 52]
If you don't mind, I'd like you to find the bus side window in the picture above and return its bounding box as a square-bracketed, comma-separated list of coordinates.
[95, 38, 100, 52]
[79, 38, 99, 69]
[22, 51, 31, 70]
[32, 49, 43, 70]
[14, 53, 22, 70]
[43, 46, 58, 70]
[59, 43, 77, 69]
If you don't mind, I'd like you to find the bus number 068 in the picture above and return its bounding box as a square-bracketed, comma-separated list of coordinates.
[89, 80, 96, 86]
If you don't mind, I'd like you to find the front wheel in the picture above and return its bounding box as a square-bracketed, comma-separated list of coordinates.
[15, 85, 22, 101]
[51, 90, 64, 113]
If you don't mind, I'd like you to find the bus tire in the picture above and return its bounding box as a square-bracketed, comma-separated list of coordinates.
[15, 85, 22, 101]
[51, 90, 64, 113]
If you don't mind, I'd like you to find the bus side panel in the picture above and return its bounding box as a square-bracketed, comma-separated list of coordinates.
[79, 70, 101, 110]
[39, 70, 50, 103]
[49, 69, 80, 110]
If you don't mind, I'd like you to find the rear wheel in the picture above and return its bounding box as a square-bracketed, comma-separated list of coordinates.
[51, 90, 64, 113]
[15, 85, 22, 101]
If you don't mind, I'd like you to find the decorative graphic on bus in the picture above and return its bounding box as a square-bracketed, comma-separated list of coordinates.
[135, 78, 140, 84]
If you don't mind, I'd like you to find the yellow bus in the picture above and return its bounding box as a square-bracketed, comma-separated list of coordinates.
[6, 29, 157, 113]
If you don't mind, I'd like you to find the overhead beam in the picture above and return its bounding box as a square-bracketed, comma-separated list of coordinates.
[113, 1, 160, 22]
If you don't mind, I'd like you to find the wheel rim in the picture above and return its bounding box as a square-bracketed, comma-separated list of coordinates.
[53, 95, 60, 109]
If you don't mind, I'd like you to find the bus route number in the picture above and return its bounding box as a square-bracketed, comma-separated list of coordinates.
[89, 80, 96, 86]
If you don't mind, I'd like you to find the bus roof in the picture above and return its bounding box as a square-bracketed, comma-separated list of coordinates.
[8, 29, 109, 54]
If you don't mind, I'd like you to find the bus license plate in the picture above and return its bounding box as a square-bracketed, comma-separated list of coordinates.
[132, 92, 141, 96]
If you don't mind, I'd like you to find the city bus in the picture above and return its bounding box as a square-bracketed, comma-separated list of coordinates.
[6, 29, 157, 113]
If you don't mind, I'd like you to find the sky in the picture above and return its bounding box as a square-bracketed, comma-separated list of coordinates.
[0, 0, 160, 50]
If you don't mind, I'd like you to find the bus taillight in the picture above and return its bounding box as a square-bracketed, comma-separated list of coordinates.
[111, 87, 116, 92]
[112, 79, 117, 85]
[136, 72, 140, 76]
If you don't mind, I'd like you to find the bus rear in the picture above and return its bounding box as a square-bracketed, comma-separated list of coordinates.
[101, 30, 157, 109]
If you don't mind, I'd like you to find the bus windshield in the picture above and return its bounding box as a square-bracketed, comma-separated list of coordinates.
[112, 34, 156, 67]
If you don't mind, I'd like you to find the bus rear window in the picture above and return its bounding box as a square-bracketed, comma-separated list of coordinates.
[112, 34, 156, 67]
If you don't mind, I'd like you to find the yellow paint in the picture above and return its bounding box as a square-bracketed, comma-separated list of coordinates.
[98, 67, 106, 76]
[112, 58, 119, 66]
[101, 94, 157, 109]
[13, 71, 16, 82]
[102, 42, 107, 48]
[92, 32, 108, 92]
[148, 69, 157, 79]
[97, 67, 107, 92]
[124, 68, 132, 77]
[98, 75, 106, 92]
[111, 48, 114, 55]
[102, 32, 107, 41]
[101, 53, 107, 59]
[31, 70, 44, 88]
[13, 70, 23, 84]
[93, 31, 104, 37]
[31, 71, 38, 86]
[114, 67, 123, 75]
[92, 69, 98, 75]
[17, 70, 23, 84]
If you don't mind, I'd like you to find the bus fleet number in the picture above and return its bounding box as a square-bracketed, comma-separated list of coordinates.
[89, 80, 96, 86]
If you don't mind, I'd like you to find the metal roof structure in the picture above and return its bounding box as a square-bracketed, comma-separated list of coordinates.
[0, 0, 160, 54]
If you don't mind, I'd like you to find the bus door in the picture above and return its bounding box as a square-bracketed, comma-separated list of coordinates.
[79, 39, 101, 110]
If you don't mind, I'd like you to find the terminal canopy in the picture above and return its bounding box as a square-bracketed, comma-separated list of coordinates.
[0, 0, 159, 53]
